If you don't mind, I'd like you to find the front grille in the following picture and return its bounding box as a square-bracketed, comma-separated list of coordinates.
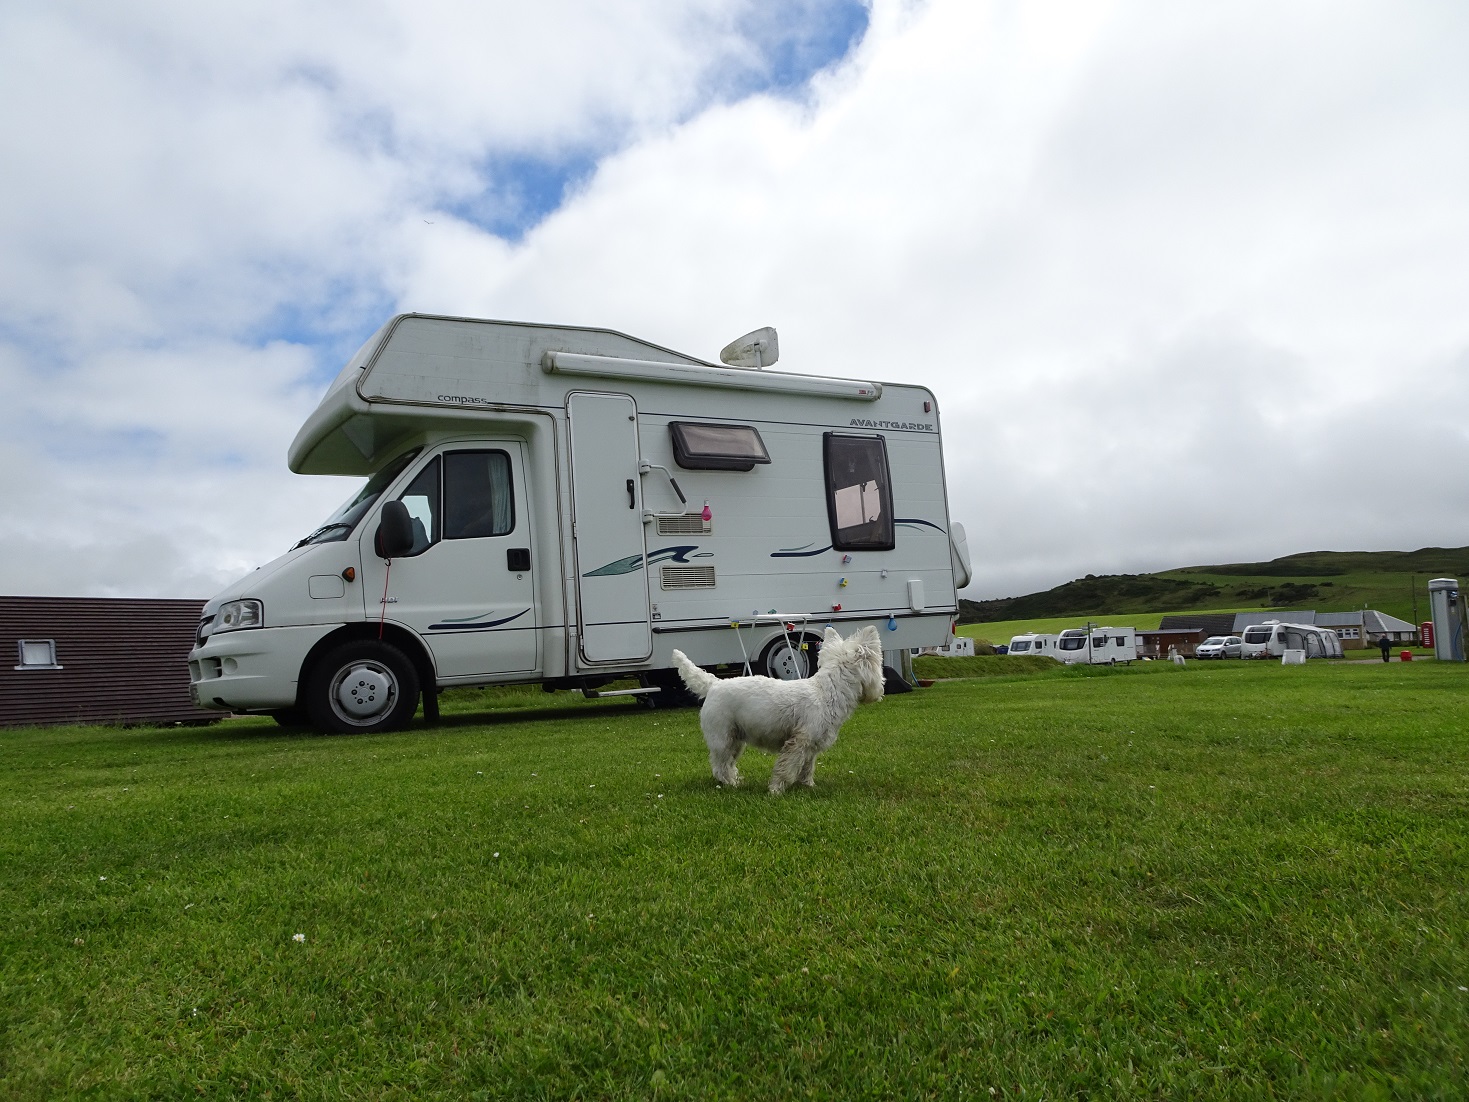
[660, 565, 716, 589]
[196, 616, 214, 647]
[657, 515, 711, 535]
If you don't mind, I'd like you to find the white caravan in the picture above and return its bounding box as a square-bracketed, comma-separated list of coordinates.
[1006, 632, 1059, 657]
[911, 635, 975, 657]
[1054, 626, 1139, 665]
[1240, 621, 1342, 660]
[188, 314, 971, 732]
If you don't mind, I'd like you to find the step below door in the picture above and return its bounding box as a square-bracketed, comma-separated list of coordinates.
[567, 392, 653, 663]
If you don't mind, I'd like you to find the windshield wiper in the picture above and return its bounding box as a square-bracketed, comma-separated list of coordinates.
[293, 521, 354, 549]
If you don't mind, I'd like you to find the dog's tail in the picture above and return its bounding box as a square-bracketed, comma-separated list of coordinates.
[670, 650, 718, 700]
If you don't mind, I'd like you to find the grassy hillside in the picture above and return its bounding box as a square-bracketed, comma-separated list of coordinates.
[961, 546, 1469, 626]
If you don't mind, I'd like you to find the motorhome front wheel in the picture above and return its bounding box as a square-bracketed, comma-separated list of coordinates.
[307, 640, 421, 734]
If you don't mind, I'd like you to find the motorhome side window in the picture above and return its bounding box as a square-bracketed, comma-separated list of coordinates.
[669, 422, 770, 471]
[823, 433, 894, 551]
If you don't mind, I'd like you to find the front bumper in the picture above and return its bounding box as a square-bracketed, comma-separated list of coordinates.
[188, 623, 340, 712]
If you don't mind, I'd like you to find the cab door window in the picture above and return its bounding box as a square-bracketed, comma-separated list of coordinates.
[444, 450, 515, 538]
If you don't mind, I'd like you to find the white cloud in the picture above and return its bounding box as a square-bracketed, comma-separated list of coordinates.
[3, 0, 1468, 603]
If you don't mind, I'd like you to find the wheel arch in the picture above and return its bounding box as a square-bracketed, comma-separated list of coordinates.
[297, 623, 436, 707]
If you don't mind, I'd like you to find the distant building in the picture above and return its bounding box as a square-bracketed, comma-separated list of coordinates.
[1136, 627, 1211, 659]
[0, 596, 225, 728]
[1311, 611, 1418, 648]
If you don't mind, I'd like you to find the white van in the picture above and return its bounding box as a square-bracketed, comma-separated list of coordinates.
[1006, 632, 1058, 657]
[1054, 626, 1139, 665]
[188, 314, 971, 732]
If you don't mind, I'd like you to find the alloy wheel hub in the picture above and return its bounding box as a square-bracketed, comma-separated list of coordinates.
[335, 664, 395, 719]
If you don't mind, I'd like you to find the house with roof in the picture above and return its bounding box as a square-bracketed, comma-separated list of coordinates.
[1310, 610, 1418, 648]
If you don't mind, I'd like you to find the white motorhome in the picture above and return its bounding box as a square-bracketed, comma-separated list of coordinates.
[1240, 621, 1342, 660]
[1054, 626, 1138, 665]
[188, 314, 971, 732]
[1006, 632, 1058, 657]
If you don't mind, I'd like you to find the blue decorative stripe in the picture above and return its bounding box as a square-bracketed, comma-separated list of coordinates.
[428, 608, 531, 631]
[767, 520, 943, 558]
[583, 544, 700, 578]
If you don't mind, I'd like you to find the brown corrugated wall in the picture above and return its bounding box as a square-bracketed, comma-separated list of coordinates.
[0, 596, 225, 728]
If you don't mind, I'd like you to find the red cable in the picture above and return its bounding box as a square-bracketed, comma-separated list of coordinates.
[378, 558, 391, 639]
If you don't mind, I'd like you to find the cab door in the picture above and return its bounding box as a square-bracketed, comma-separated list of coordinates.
[360, 442, 538, 678]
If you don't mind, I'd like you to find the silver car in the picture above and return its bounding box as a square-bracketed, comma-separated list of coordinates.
[1195, 635, 1243, 659]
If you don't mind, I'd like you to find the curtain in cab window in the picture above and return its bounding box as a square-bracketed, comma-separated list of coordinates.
[444, 451, 514, 539]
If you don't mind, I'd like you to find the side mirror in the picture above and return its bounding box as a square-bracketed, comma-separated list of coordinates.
[375, 500, 414, 558]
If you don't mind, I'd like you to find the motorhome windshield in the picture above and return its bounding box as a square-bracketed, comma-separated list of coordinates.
[1243, 628, 1270, 643]
[1058, 636, 1087, 651]
[294, 450, 420, 548]
[1010, 639, 1031, 652]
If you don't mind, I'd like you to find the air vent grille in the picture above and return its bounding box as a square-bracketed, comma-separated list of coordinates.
[660, 565, 716, 590]
[657, 515, 711, 535]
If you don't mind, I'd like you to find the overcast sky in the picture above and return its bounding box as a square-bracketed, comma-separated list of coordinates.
[4, 0, 1467, 601]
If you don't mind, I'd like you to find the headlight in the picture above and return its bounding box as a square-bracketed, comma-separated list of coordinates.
[214, 599, 264, 633]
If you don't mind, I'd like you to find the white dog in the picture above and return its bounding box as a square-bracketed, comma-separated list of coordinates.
[671, 625, 886, 794]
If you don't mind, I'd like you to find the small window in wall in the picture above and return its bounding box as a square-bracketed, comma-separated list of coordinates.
[824, 433, 894, 551]
[669, 422, 770, 471]
[16, 639, 62, 670]
[444, 450, 515, 538]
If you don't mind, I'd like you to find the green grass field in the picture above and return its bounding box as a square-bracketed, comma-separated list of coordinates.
[4, 662, 1468, 1098]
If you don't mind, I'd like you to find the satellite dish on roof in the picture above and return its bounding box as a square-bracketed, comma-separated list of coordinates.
[719, 326, 779, 369]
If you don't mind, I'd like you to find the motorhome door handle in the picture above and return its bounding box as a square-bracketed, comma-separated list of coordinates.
[507, 548, 531, 572]
[626, 479, 635, 508]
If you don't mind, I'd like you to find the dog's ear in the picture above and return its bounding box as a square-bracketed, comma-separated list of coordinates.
[824, 625, 841, 645]
[859, 624, 881, 648]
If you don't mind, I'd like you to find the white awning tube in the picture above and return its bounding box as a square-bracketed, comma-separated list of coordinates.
[541, 350, 882, 401]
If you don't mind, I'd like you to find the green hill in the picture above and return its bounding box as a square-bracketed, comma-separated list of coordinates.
[960, 546, 1469, 626]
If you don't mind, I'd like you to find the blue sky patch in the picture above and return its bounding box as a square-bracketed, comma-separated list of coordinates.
[444, 150, 601, 242]
[737, 0, 870, 94]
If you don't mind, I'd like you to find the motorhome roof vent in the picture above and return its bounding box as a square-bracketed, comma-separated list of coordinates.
[719, 327, 778, 369]
[657, 515, 711, 536]
[661, 565, 716, 590]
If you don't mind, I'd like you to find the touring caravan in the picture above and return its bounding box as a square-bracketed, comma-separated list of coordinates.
[1006, 632, 1058, 657]
[911, 635, 976, 658]
[1054, 626, 1139, 665]
[188, 314, 971, 732]
[1240, 621, 1342, 660]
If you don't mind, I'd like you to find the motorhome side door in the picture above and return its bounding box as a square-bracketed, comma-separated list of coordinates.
[566, 392, 653, 664]
[360, 442, 539, 678]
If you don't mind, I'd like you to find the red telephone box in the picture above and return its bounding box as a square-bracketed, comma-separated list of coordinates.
[1421, 621, 1434, 648]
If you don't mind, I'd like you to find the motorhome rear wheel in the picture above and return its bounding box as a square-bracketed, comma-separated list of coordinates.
[759, 634, 822, 680]
[307, 640, 421, 734]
